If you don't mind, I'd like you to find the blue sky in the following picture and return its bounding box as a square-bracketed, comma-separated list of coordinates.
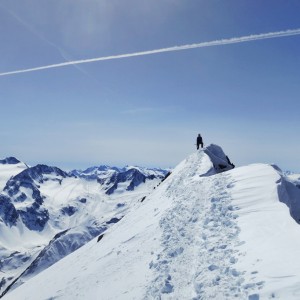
[0, 0, 300, 171]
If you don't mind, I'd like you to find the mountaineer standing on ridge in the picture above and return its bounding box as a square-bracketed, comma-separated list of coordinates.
[196, 134, 203, 150]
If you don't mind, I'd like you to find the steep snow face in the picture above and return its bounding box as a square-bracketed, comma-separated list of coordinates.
[275, 168, 300, 224]
[6, 145, 300, 300]
[0, 161, 167, 296]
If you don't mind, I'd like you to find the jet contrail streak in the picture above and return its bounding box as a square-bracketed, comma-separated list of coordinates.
[1, 28, 300, 77]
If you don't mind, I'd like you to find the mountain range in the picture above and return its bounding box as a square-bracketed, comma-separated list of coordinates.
[0, 158, 168, 297]
[1, 144, 300, 299]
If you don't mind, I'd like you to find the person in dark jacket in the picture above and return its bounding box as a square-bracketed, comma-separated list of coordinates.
[196, 134, 203, 150]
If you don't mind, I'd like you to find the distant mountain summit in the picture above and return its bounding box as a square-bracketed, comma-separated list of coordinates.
[71, 165, 168, 195]
[0, 157, 21, 165]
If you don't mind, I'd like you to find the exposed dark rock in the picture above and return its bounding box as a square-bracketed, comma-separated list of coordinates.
[0, 157, 20, 165]
[18, 207, 49, 231]
[106, 169, 146, 195]
[61, 206, 77, 217]
[0, 195, 19, 227]
[106, 217, 122, 224]
[97, 234, 104, 243]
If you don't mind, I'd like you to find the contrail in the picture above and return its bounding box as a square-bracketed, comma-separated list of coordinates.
[1, 28, 300, 77]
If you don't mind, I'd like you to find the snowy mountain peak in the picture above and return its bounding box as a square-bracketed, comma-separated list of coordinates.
[0, 157, 21, 165]
[14, 164, 70, 182]
[71, 165, 120, 176]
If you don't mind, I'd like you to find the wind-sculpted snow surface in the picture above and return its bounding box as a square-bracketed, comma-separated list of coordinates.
[4, 146, 300, 300]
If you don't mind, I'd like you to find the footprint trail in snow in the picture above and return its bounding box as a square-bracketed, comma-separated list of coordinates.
[147, 152, 261, 299]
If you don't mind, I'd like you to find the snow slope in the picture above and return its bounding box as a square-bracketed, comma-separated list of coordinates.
[5, 144, 300, 299]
